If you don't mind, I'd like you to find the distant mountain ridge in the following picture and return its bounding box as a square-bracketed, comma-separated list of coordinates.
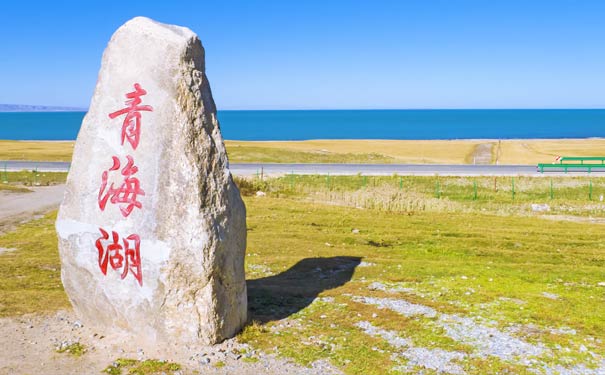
[0, 104, 87, 112]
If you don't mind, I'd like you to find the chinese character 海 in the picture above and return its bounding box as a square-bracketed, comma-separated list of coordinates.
[98, 155, 145, 217]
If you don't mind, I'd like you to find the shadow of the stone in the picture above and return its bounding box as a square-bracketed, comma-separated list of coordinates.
[246, 256, 361, 324]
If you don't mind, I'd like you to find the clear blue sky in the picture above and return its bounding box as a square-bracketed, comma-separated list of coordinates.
[1, 0, 604, 109]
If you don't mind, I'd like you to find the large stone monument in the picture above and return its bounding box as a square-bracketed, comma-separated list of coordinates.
[56, 17, 247, 345]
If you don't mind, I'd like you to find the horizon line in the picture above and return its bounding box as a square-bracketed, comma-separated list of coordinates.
[3, 106, 605, 113]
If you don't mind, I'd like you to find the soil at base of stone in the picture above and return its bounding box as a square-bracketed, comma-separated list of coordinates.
[0, 310, 342, 375]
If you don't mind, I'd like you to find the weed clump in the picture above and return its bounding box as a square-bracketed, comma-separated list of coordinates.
[55, 341, 86, 357]
[233, 176, 269, 196]
[103, 358, 181, 375]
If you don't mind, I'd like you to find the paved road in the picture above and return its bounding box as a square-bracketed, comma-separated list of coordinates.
[0, 184, 66, 235]
[0, 184, 65, 221]
[1, 160, 601, 176]
[229, 163, 546, 176]
[1, 161, 71, 172]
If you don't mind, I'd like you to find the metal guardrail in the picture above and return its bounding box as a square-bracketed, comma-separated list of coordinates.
[538, 157, 605, 173]
[559, 156, 605, 164]
[537, 164, 605, 173]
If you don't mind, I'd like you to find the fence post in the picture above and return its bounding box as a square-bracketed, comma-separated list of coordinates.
[589, 179, 593, 200]
[435, 180, 441, 198]
[473, 180, 477, 200]
[326, 173, 330, 189]
[260, 166, 264, 181]
[550, 179, 553, 200]
[511, 177, 515, 200]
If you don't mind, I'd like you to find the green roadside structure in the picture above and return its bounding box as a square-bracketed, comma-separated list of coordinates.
[538, 156, 605, 173]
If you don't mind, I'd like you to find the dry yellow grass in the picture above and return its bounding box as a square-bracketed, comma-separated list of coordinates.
[226, 139, 479, 164]
[228, 139, 605, 164]
[497, 139, 605, 164]
[1, 139, 604, 165]
[0, 140, 74, 161]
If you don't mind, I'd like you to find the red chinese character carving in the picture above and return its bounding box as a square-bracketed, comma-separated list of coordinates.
[108, 83, 153, 150]
[98, 155, 145, 217]
[95, 228, 143, 286]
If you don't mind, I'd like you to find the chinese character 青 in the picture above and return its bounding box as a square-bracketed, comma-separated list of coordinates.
[108, 83, 153, 150]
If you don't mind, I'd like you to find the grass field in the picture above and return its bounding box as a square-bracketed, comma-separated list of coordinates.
[241, 196, 605, 374]
[0, 140, 74, 162]
[2, 139, 605, 164]
[0, 170, 67, 192]
[1, 175, 605, 373]
[0, 211, 70, 316]
[226, 140, 477, 164]
[0, 184, 30, 192]
[243, 174, 605, 218]
[0, 170, 67, 187]
[498, 139, 605, 164]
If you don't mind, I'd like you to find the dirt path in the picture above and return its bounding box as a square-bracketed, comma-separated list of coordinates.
[469, 143, 493, 165]
[0, 311, 340, 375]
[0, 184, 65, 232]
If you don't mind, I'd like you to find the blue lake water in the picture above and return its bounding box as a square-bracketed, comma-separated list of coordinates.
[0, 109, 604, 141]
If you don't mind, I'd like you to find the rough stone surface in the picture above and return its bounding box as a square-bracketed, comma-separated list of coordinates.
[56, 16, 246, 345]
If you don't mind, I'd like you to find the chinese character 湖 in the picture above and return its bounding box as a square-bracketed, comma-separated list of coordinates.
[95, 228, 143, 286]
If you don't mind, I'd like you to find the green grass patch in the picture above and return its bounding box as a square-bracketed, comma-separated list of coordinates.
[103, 358, 181, 375]
[242, 356, 259, 363]
[0, 183, 31, 192]
[0, 211, 69, 316]
[227, 145, 395, 164]
[55, 342, 87, 357]
[0, 171, 67, 187]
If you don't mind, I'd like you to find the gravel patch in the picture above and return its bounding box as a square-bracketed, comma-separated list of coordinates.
[548, 327, 577, 336]
[506, 323, 578, 337]
[353, 295, 543, 361]
[356, 321, 466, 374]
[498, 297, 527, 305]
[541, 361, 605, 375]
[541, 292, 559, 300]
[358, 261, 375, 267]
[352, 296, 437, 318]
[352, 295, 605, 373]
[0, 247, 16, 255]
[247, 264, 273, 276]
[367, 281, 415, 294]
[438, 314, 544, 362]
